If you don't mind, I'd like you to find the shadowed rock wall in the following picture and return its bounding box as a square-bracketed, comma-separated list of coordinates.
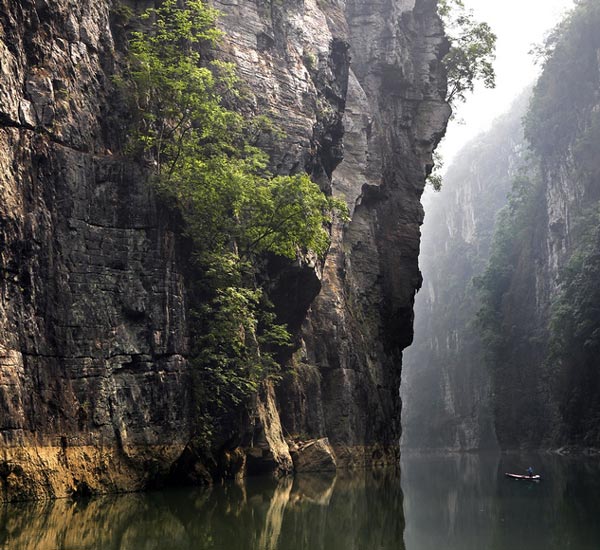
[0, 0, 192, 500]
[0, 0, 449, 501]
[273, 0, 450, 467]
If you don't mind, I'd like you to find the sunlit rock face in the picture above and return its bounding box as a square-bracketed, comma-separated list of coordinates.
[0, 0, 448, 500]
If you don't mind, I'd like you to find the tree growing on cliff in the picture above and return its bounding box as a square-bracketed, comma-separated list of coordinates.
[438, 0, 497, 105]
[124, 0, 344, 259]
[427, 0, 496, 191]
[119, 0, 346, 443]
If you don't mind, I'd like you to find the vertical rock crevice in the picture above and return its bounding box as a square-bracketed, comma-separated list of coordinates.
[277, 0, 450, 467]
[0, 0, 449, 500]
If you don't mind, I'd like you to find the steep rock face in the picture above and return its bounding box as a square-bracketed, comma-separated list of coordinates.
[0, 0, 193, 501]
[0, 0, 449, 501]
[401, 92, 530, 451]
[274, 0, 450, 466]
[480, 0, 600, 449]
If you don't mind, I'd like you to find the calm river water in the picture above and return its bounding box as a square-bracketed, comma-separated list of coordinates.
[2, 453, 600, 549]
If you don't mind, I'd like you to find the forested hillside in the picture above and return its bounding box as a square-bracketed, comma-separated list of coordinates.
[478, 0, 600, 449]
[405, 0, 600, 452]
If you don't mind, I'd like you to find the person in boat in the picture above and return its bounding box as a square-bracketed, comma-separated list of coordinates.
[527, 466, 534, 477]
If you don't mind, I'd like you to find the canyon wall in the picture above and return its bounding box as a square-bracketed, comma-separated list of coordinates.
[403, 0, 600, 453]
[401, 91, 529, 451]
[477, 0, 600, 449]
[0, 0, 193, 500]
[0, 0, 449, 501]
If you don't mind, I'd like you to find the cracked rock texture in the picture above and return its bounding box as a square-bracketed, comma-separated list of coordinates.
[0, 0, 191, 501]
[273, 0, 450, 467]
[0, 0, 448, 501]
[401, 91, 530, 452]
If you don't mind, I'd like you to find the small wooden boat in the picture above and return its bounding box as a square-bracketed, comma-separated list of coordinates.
[505, 473, 541, 481]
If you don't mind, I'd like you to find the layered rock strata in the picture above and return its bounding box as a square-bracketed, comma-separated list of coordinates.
[0, 0, 448, 501]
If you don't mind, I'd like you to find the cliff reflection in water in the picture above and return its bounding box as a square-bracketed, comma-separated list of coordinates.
[0, 471, 406, 550]
[402, 452, 600, 550]
[402, 453, 499, 550]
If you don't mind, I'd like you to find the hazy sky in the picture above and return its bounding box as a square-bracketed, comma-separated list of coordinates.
[440, 0, 575, 165]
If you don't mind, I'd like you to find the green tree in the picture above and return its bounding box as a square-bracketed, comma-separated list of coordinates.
[120, 0, 347, 443]
[439, 0, 497, 105]
[429, 0, 497, 191]
[426, 151, 444, 191]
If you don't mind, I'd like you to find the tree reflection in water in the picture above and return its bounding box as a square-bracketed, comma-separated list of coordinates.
[0, 470, 406, 550]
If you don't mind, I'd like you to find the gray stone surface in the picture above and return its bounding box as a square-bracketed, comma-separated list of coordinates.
[0, 0, 192, 500]
[291, 438, 337, 472]
[277, 0, 450, 466]
[0, 0, 449, 500]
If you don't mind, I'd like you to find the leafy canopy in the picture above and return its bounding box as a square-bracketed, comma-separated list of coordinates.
[427, 0, 497, 191]
[438, 0, 497, 105]
[125, 0, 345, 261]
[121, 0, 347, 442]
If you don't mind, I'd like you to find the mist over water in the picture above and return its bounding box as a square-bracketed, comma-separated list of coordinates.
[402, 453, 600, 550]
[402, 0, 577, 451]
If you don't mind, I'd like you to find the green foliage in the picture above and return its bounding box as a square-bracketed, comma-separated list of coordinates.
[525, 0, 600, 155]
[192, 279, 282, 409]
[475, 170, 541, 355]
[124, 0, 234, 173]
[548, 205, 600, 361]
[426, 151, 444, 191]
[472, 168, 555, 447]
[302, 49, 317, 71]
[572, 111, 600, 184]
[471, 0, 600, 447]
[438, 0, 497, 105]
[121, 0, 346, 442]
[545, 204, 600, 442]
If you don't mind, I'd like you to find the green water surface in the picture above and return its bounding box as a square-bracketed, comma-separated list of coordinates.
[2, 453, 600, 549]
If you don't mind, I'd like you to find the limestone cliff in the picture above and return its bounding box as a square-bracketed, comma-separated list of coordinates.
[0, 0, 449, 501]
[0, 0, 192, 501]
[401, 91, 530, 451]
[477, 0, 600, 449]
[269, 0, 450, 467]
